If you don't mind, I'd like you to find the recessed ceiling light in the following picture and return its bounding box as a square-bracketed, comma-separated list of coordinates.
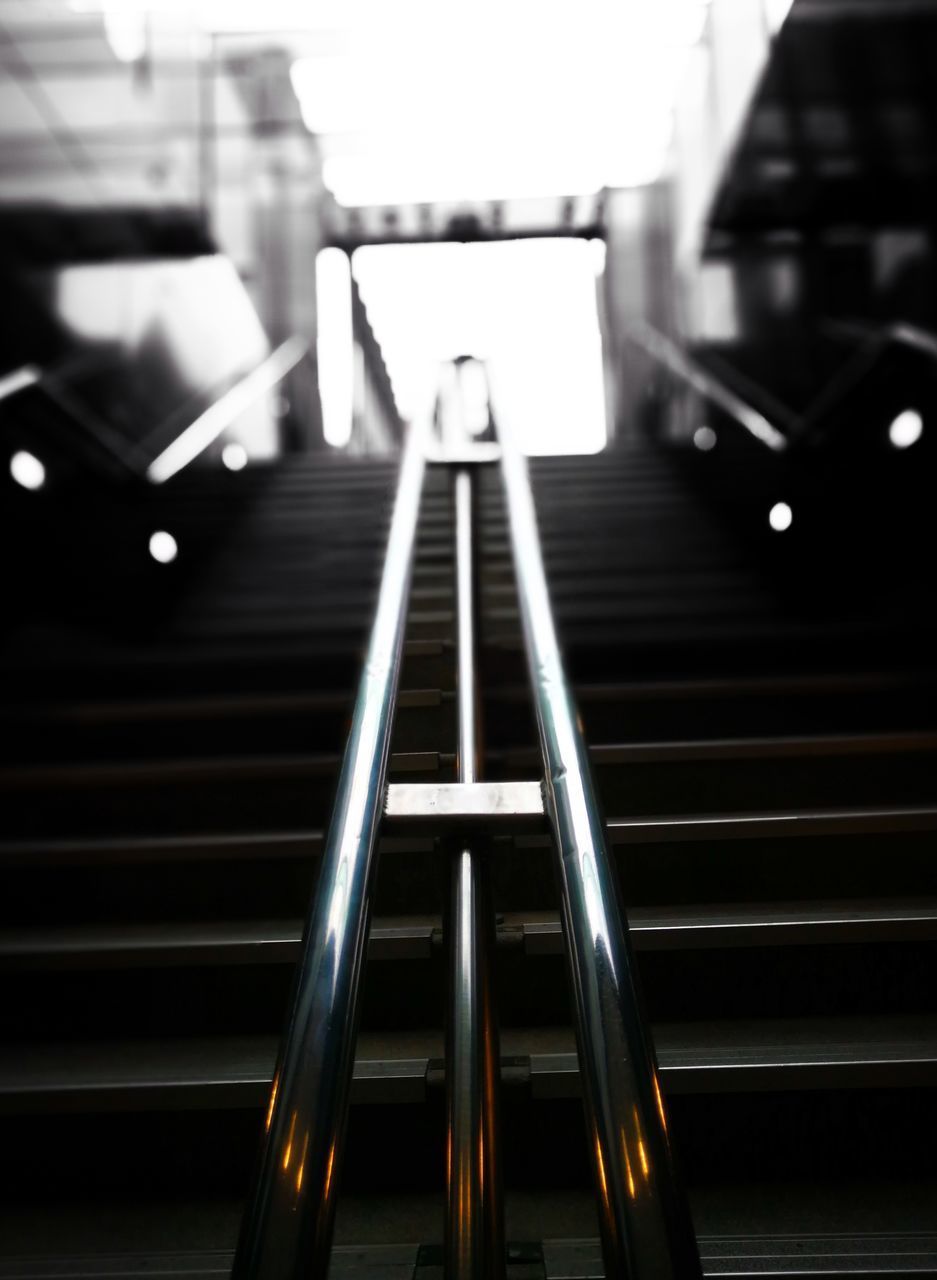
[222, 442, 248, 471]
[10, 451, 45, 491]
[149, 530, 178, 564]
[888, 408, 923, 449]
[768, 501, 792, 532]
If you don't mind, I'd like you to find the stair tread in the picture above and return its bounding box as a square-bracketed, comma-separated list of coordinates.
[3, 896, 937, 968]
[5, 801, 937, 867]
[500, 729, 937, 768]
[3, 1016, 936, 1104]
[0, 916, 437, 965]
[2, 1231, 937, 1278]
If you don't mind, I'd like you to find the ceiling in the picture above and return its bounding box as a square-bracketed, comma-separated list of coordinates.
[0, 0, 711, 225]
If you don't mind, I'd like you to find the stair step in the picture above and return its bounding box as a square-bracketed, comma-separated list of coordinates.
[3, 1017, 935, 1112]
[2, 1234, 936, 1280]
[545, 1234, 937, 1278]
[604, 804, 937, 844]
[499, 730, 937, 768]
[0, 917, 436, 968]
[3, 898, 937, 970]
[518, 898, 937, 951]
[4, 803, 936, 866]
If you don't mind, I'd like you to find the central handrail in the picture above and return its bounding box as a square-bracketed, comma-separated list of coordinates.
[232, 420, 426, 1280]
[446, 465, 505, 1280]
[496, 423, 703, 1280]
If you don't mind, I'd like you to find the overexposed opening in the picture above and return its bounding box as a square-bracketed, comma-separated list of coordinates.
[353, 238, 607, 456]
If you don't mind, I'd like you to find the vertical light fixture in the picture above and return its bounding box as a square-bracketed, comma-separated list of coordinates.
[316, 248, 354, 448]
[102, 3, 148, 63]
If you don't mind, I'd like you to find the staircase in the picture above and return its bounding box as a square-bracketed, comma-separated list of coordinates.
[2, 431, 937, 1276]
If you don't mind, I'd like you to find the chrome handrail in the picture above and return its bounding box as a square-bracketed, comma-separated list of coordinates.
[232, 419, 427, 1280]
[0, 363, 40, 404]
[819, 317, 937, 364]
[794, 319, 937, 443]
[4, 341, 307, 485]
[4, 360, 146, 478]
[146, 336, 308, 484]
[496, 423, 703, 1280]
[630, 320, 789, 453]
[447, 466, 504, 1280]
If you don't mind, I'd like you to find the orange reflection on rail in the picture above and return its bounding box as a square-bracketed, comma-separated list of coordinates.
[265, 1071, 279, 1132]
[323, 1141, 336, 1201]
[633, 1106, 650, 1179]
[295, 1132, 310, 1195]
[652, 1071, 668, 1135]
[282, 1110, 297, 1171]
[594, 1136, 609, 1203]
[620, 1131, 637, 1200]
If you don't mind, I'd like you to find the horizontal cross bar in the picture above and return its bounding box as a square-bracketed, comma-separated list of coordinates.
[384, 780, 544, 829]
[424, 442, 502, 465]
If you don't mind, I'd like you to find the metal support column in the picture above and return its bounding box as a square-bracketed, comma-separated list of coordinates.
[446, 467, 505, 1280]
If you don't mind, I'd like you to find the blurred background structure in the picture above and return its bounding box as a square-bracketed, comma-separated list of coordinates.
[3, 1, 937, 1276]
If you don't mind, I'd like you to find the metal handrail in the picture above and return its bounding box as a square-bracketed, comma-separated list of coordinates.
[232, 419, 427, 1280]
[819, 317, 937, 365]
[0, 363, 40, 404]
[447, 466, 504, 1280]
[3, 360, 146, 478]
[3, 341, 307, 486]
[793, 319, 937, 443]
[496, 422, 703, 1279]
[630, 320, 789, 453]
[146, 336, 308, 483]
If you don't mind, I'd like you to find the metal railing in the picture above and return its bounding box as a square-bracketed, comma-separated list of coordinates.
[497, 421, 702, 1280]
[2, 360, 146, 480]
[795, 319, 937, 445]
[231, 419, 426, 1280]
[0, 363, 40, 404]
[234, 404, 700, 1279]
[636, 317, 937, 456]
[630, 320, 789, 453]
[3, 340, 307, 486]
[446, 465, 504, 1280]
[146, 336, 308, 483]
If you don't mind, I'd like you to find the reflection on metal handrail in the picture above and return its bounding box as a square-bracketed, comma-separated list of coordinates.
[232, 419, 427, 1280]
[497, 419, 703, 1279]
[146, 335, 307, 484]
[631, 321, 788, 453]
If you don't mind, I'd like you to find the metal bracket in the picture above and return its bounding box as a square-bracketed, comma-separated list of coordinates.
[384, 780, 544, 831]
[423, 441, 502, 466]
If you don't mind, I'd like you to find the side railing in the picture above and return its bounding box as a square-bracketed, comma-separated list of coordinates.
[2, 339, 309, 487]
[233, 406, 701, 1279]
[629, 320, 790, 454]
[146, 337, 309, 483]
[632, 318, 937, 457]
